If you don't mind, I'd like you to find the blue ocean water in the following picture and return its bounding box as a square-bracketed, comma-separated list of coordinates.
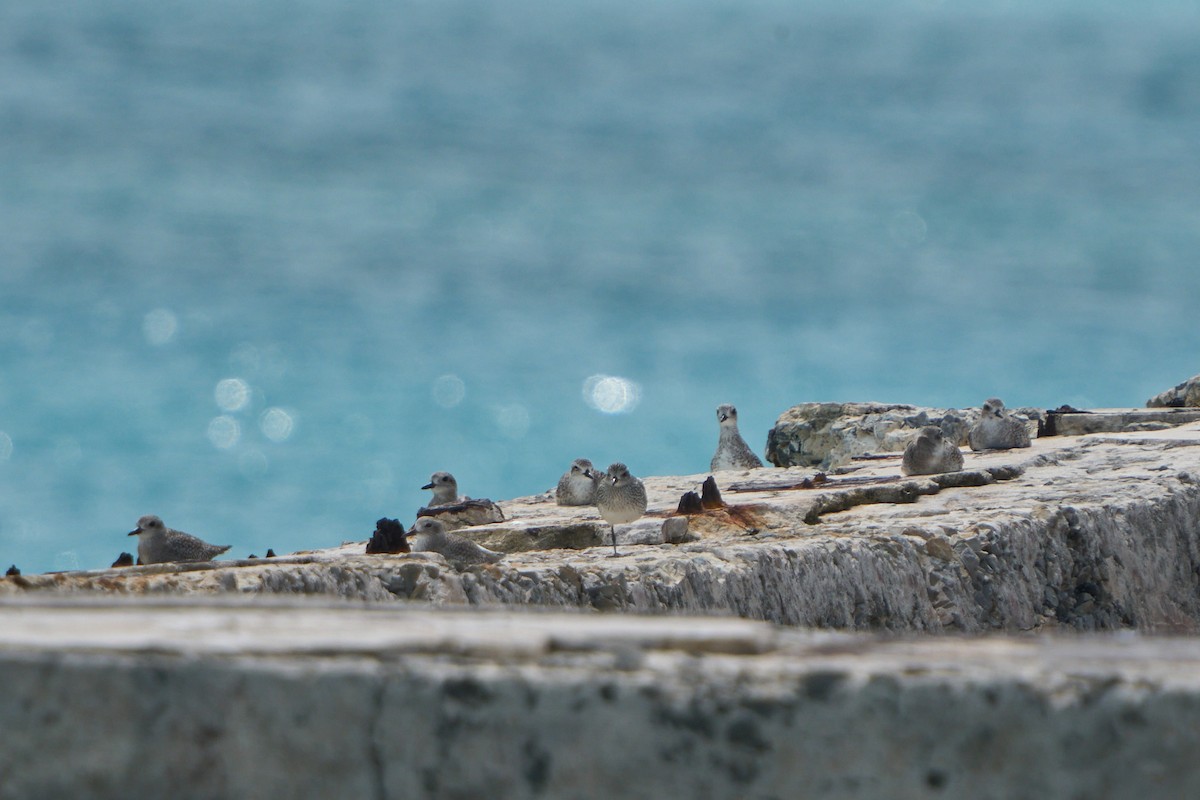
[2, 0, 1199, 574]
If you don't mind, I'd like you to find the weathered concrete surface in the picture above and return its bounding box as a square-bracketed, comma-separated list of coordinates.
[1147, 373, 1200, 408]
[6, 419, 1200, 634]
[763, 401, 1043, 468]
[443, 515, 689, 552]
[1044, 407, 1200, 436]
[2, 599, 1200, 800]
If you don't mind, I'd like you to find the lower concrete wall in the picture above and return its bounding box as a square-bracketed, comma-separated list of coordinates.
[2, 601, 1200, 800]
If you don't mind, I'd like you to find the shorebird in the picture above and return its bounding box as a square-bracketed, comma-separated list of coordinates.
[711, 404, 764, 471]
[418, 471, 504, 528]
[127, 515, 230, 565]
[901, 426, 965, 476]
[968, 398, 1032, 451]
[421, 471, 460, 506]
[405, 517, 502, 566]
[556, 458, 602, 506]
[594, 462, 648, 557]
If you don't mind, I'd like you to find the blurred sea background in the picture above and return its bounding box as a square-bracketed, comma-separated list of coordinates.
[2, 0, 1199, 573]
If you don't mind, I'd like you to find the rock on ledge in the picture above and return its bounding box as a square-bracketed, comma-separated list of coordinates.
[763, 401, 1041, 468]
[1148, 373, 1200, 408]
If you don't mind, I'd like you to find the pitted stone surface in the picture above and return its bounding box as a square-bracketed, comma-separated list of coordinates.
[1147, 373, 1200, 408]
[5, 421, 1200, 634]
[2, 600, 1200, 799]
[763, 401, 1043, 468]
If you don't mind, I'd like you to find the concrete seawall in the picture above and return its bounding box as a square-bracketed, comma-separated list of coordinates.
[6, 417, 1200, 797]
[7, 423, 1200, 634]
[3, 600, 1200, 799]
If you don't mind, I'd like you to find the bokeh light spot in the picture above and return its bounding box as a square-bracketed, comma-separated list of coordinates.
[432, 374, 466, 408]
[143, 308, 178, 345]
[214, 378, 251, 412]
[207, 415, 241, 449]
[583, 374, 642, 414]
[260, 407, 295, 442]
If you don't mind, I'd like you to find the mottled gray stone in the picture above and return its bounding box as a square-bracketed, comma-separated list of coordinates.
[1148, 373, 1200, 408]
[1047, 407, 1200, 436]
[416, 497, 505, 530]
[458, 517, 687, 552]
[3, 601, 1200, 800]
[764, 401, 1040, 469]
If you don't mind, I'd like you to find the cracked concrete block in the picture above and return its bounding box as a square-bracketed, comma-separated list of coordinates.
[4, 603, 1200, 799]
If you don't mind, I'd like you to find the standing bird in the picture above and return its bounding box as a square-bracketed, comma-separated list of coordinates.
[968, 398, 1032, 451]
[421, 471, 460, 506]
[127, 515, 231, 565]
[594, 462, 648, 558]
[556, 458, 602, 506]
[901, 426, 965, 476]
[405, 517, 502, 567]
[710, 404, 764, 471]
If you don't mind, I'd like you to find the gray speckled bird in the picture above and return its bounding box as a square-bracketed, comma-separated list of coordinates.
[127, 515, 231, 565]
[405, 517, 502, 566]
[421, 471, 460, 506]
[710, 404, 764, 471]
[594, 462, 648, 558]
[968, 398, 1032, 451]
[556, 458, 602, 506]
[418, 471, 504, 528]
[901, 426, 965, 476]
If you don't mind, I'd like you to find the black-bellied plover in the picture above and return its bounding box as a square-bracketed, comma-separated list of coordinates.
[418, 471, 504, 528]
[421, 471, 460, 506]
[968, 398, 1032, 451]
[711, 404, 764, 471]
[594, 462, 648, 557]
[127, 515, 231, 565]
[405, 517, 502, 566]
[556, 458, 602, 506]
[901, 426, 965, 476]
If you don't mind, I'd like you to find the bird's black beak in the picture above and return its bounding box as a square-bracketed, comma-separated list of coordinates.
[719, 413, 728, 422]
[421, 482, 434, 490]
[583, 469, 593, 478]
[127, 529, 141, 536]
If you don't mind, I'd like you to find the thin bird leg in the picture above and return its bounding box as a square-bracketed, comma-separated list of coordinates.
[609, 525, 619, 558]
